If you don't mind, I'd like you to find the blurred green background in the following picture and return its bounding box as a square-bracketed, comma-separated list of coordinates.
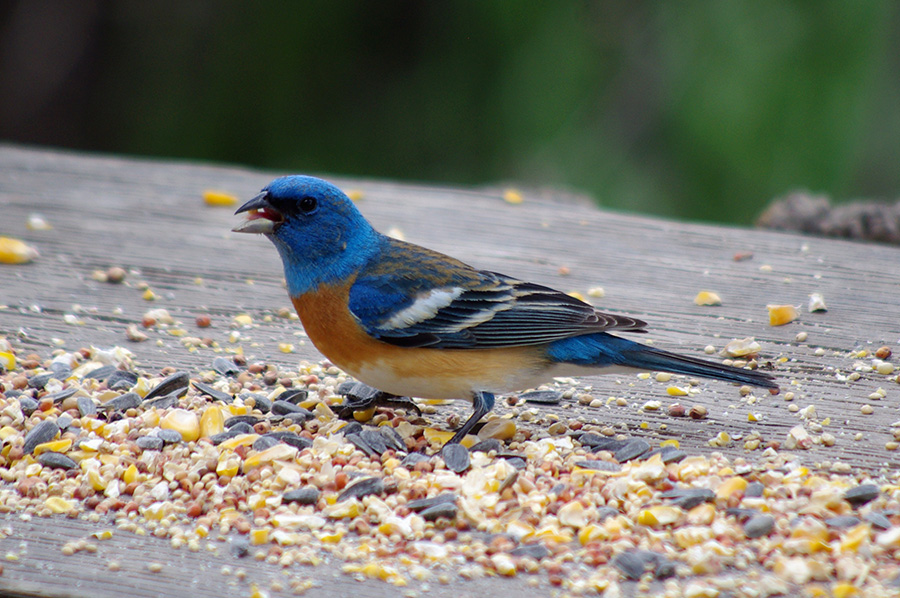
[1, 1, 898, 224]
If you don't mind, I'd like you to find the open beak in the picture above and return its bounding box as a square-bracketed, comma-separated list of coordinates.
[232, 192, 284, 234]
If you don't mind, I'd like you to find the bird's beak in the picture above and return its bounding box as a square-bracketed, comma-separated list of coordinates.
[232, 192, 283, 234]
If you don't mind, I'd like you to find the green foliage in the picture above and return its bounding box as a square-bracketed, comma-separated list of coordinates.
[82, 1, 899, 223]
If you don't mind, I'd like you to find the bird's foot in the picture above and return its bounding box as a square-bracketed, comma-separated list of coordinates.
[336, 382, 421, 419]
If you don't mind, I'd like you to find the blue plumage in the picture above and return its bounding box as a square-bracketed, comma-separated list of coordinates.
[234, 175, 778, 445]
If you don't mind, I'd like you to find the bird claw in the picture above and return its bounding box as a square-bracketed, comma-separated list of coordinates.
[336, 382, 421, 419]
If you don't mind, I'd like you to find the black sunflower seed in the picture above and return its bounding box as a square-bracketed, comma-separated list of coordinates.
[143, 372, 190, 402]
[337, 477, 384, 502]
[23, 420, 59, 454]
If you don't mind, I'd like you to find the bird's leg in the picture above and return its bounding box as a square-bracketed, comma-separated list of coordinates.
[337, 382, 422, 419]
[447, 391, 495, 445]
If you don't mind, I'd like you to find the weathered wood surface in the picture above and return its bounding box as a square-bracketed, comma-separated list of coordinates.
[0, 144, 899, 597]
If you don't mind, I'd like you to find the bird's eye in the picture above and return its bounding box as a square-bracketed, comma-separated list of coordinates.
[298, 196, 317, 214]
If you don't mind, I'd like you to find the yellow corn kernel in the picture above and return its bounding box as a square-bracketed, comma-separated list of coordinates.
[241, 443, 298, 473]
[98, 454, 120, 466]
[160, 409, 200, 442]
[202, 190, 238, 206]
[218, 434, 259, 451]
[224, 403, 250, 416]
[715, 477, 748, 500]
[45, 496, 73, 514]
[767, 304, 799, 326]
[0, 352, 16, 371]
[533, 526, 573, 544]
[660, 439, 680, 448]
[422, 428, 477, 448]
[666, 386, 688, 396]
[839, 523, 870, 553]
[122, 464, 139, 484]
[558, 500, 587, 528]
[831, 583, 859, 598]
[199, 406, 225, 438]
[503, 189, 523, 204]
[249, 528, 269, 545]
[33, 439, 72, 456]
[506, 520, 535, 542]
[216, 456, 240, 478]
[577, 523, 605, 545]
[491, 553, 517, 576]
[694, 291, 722, 306]
[323, 500, 360, 519]
[86, 467, 106, 491]
[0, 236, 39, 264]
[637, 506, 682, 527]
[232, 314, 252, 327]
[352, 406, 377, 423]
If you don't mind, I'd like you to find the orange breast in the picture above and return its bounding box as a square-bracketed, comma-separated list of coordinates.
[290, 282, 547, 399]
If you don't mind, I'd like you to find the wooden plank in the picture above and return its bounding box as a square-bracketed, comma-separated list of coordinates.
[1, 145, 899, 597]
[3, 145, 898, 468]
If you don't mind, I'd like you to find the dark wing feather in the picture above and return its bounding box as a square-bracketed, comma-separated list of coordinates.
[347, 237, 646, 349]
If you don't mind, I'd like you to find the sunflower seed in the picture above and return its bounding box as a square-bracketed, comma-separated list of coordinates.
[337, 477, 383, 502]
[23, 420, 59, 454]
[441, 443, 470, 473]
[143, 372, 189, 402]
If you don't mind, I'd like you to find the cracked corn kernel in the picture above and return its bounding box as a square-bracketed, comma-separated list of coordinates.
[199, 405, 225, 438]
[715, 477, 747, 499]
[767, 304, 799, 326]
[839, 523, 870, 552]
[232, 314, 253, 327]
[0, 236, 38, 264]
[558, 501, 587, 528]
[352, 406, 376, 422]
[637, 506, 682, 527]
[831, 583, 859, 598]
[122, 464, 138, 484]
[0, 352, 16, 370]
[503, 189, 523, 204]
[216, 456, 240, 477]
[242, 444, 298, 472]
[478, 419, 516, 441]
[667, 386, 688, 396]
[693, 291, 722, 306]
[45, 497, 74, 513]
[218, 433, 259, 450]
[160, 409, 200, 442]
[249, 528, 269, 545]
[491, 554, 517, 576]
[33, 438, 72, 455]
[202, 190, 238, 206]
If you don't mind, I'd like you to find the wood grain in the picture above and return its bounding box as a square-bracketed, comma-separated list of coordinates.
[1, 145, 899, 596]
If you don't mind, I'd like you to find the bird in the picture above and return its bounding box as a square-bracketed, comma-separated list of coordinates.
[233, 175, 778, 445]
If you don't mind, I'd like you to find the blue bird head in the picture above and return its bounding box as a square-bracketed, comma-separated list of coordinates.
[234, 176, 381, 295]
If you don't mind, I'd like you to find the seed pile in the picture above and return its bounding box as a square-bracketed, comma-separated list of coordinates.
[1, 340, 900, 597]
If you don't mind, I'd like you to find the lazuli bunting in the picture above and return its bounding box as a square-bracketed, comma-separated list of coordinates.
[234, 176, 777, 444]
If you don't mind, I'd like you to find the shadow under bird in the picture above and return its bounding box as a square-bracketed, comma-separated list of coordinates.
[233, 176, 778, 444]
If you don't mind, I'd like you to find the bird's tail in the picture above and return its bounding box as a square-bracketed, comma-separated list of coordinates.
[620, 344, 778, 389]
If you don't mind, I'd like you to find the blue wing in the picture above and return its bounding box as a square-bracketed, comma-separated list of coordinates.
[348, 237, 646, 349]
